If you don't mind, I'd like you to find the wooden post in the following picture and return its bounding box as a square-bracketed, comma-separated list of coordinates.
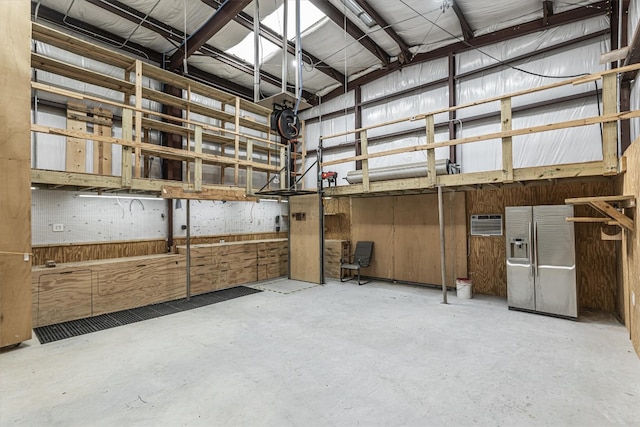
[602, 73, 618, 175]
[501, 97, 514, 183]
[426, 114, 436, 187]
[66, 104, 87, 172]
[93, 106, 113, 175]
[234, 97, 241, 185]
[134, 60, 143, 178]
[0, 0, 32, 347]
[194, 125, 203, 192]
[246, 138, 253, 194]
[360, 130, 370, 193]
[121, 108, 133, 187]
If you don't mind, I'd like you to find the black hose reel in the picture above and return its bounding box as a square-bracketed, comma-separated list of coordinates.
[271, 108, 299, 141]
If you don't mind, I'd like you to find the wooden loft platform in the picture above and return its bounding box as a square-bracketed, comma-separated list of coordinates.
[30, 23, 292, 201]
[319, 63, 640, 198]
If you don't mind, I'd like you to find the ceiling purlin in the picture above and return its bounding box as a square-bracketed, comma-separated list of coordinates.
[82, 0, 314, 101]
[543, 1, 554, 27]
[309, 0, 391, 66]
[353, 0, 413, 63]
[200, 0, 346, 84]
[452, 1, 474, 41]
[322, 0, 609, 101]
[168, 0, 253, 70]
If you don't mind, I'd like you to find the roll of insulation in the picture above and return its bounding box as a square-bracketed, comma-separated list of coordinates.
[345, 159, 451, 184]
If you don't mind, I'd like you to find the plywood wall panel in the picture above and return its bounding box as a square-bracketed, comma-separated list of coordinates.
[0, 1, 32, 347]
[466, 179, 617, 312]
[324, 198, 351, 241]
[619, 141, 640, 357]
[32, 239, 168, 266]
[289, 194, 321, 283]
[351, 197, 394, 279]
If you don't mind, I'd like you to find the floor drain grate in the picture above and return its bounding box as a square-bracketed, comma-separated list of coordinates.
[33, 286, 262, 345]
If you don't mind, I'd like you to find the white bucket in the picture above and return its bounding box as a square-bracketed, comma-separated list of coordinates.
[456, 278, 472, 299]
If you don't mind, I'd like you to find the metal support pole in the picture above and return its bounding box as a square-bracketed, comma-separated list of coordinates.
[438, 185, 448, 304]
[281, 0, 288, 94]
[253, 0, 260, 102]
[185, 199, 191, 301]
[294, 0, 301, 98]
[318, 137, 325, 285]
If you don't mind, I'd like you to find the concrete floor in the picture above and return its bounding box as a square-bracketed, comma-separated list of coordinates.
[1, 279, 639, 426]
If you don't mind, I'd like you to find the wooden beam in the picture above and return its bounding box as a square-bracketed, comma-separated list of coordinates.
[361, 131, 370, 192]
[309, 0, 390, 65]
[121, 109, 133, 187]
[168, 0, 252, 70]
[602, 73, 618, 175]
[566, 217, 619, 225]
[565, 195, 635, 204]
[354, 0, 413, 62]
[194, 126, 203, 192]
[426, 115, 436, 187]
[160, 186, 255, 202]
[501, 97, 513, 183]
[452, 1, 474, 41]
[590, 201, 634, 231]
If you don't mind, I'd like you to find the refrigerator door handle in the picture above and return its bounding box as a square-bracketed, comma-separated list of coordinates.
[534, 221, 539, 277]
[528, 221, 533, 277]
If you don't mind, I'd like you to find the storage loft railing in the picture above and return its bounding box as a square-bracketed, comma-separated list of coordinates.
[319, 63, 640, 197]
[30, 23, 288, 200]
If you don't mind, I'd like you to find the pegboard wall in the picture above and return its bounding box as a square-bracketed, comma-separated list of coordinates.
[32, 190, 168, 245]
[32, 190, 289, 245]
[172, 200, 289, 237]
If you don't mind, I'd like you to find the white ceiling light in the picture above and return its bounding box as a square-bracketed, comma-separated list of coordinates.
[340, 0, 376, 28]
[78, 194, 163, 201]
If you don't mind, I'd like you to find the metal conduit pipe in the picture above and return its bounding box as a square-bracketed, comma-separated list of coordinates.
[344, 159, 455, 184]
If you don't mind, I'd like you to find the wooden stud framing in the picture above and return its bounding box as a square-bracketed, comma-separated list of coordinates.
[234, 97, 241, 185]
[501, 97, 514, 182]
[65, 106, 87, 173]
[134, 60, 143, 178]
[121, 109, 133, 187]
[426, 115, 436, 187]
[602, 73, 618, 175]
[194, 125, 203, 191]
[361, 130, 370, 192]
[92, 106, 113, 175]
[280, 146, 286, 190]
[246, 138, 253, 194]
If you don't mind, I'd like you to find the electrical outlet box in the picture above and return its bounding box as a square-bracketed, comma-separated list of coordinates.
[52, 224, 64, 232]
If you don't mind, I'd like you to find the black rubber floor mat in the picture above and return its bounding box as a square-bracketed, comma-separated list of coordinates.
[34, 286, 262, 344]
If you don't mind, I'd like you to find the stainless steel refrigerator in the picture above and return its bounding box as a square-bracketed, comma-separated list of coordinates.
[505, 205, 577, 318]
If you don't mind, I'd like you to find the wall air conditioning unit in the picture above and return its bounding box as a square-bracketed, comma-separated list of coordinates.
[470, 214, 503, 236]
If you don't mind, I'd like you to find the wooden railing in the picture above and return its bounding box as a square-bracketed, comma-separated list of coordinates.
[320, 63, 640, 196]
[30, 23, 287, 198]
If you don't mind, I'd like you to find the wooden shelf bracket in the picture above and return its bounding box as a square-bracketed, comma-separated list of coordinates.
[565, 195, 636, 232]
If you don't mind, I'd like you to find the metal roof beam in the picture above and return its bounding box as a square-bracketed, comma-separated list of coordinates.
[322, 0, 608, 101]
[309, 0, 390, 65]
[543, 1, 554, 27]
[82, 0, 315, 101]
[168, 0, 252, 70]
[622, 9, 640, 81]
[353, 0, 413, 63]
[452, 1, 474, 41]
[201, 0, 346, 83]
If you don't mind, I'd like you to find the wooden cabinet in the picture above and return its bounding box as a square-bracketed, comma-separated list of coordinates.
[37, 270, 92, 326]
[32, 254, 185, 327]
[325, 240, 350, 279]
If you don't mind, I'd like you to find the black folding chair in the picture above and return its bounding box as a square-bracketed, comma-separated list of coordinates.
[340, 241, 374, 285]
